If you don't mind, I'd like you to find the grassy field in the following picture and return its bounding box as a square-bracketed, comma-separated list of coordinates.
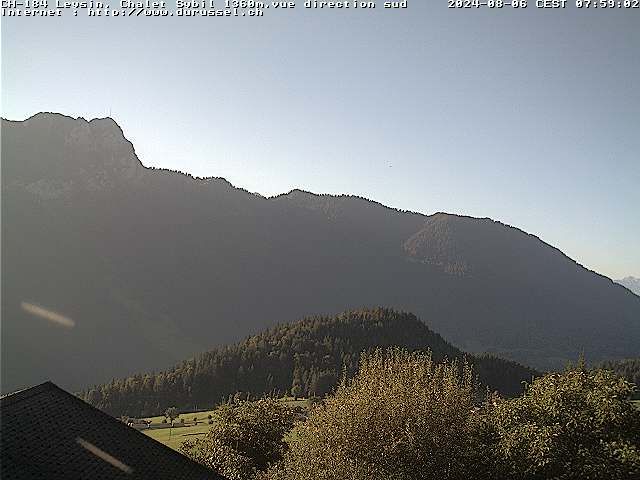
[140, 409, 218, 451]
[141, 397, 309, 450]
[143, 423, 214, 451]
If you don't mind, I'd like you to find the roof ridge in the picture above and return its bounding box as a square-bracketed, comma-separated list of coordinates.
[0, 381, 57, 407]
[1, 381, 225, 479]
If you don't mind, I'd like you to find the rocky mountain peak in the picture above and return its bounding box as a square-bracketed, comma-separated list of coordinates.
[2, 113, 146, 199]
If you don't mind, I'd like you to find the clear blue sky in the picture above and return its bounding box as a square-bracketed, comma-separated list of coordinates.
[2, 5, 638, 279]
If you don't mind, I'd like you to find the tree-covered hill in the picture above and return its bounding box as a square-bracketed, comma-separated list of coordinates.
[81, 308, 537, 417]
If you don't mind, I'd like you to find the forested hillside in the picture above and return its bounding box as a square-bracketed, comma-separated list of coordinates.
[81, 308, 537, 417]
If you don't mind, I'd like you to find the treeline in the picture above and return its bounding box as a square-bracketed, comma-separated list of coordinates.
[81, 308, 537, 417]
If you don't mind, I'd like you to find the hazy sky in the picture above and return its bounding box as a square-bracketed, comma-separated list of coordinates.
[2, 5, 639, 279]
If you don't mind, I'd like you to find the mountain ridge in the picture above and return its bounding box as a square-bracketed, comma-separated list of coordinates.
[3, 112, 639, 392]
[3, 113, 628, 284]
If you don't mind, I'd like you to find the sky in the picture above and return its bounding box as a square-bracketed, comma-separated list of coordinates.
[2, 4, 639, 280]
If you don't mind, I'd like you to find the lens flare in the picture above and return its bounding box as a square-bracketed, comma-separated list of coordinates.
[20, 302, 75, 328]
[76, 437, 133, 474]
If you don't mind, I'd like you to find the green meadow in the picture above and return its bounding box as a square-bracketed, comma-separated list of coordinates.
[141, 398, 308, 450]
[143, 423, 214, 451]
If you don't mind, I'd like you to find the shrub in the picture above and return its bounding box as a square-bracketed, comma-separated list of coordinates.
[487, 365, 640, 480]
[269, 348, 486, 480]
[305, 396, 321, 410]
[180, 398, 295, 480]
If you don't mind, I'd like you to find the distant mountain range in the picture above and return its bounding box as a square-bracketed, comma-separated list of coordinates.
[81, 308, 538, 417]
[617, 277, 640, 296]
[2, 113, 639, 392]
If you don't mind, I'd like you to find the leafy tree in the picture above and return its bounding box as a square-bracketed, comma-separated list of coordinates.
[164, 406, 179, 424]
[180, 398, 294, 480]
[486, 365, 640, 480]
[600, 357, 640, 399]
[269, 348, 487, 480]
[290, 380, 303, 400]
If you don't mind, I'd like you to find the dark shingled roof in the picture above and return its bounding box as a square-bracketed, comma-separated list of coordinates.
[0, 381, 225, 480]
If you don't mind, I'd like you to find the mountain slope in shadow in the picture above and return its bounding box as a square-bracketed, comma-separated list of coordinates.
[2, 113, 639, 392]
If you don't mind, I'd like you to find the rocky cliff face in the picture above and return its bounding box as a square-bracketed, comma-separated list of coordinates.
[3, 113, 145, 199]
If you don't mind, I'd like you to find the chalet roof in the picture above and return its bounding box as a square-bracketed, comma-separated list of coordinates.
[0, 381, 224, 480]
